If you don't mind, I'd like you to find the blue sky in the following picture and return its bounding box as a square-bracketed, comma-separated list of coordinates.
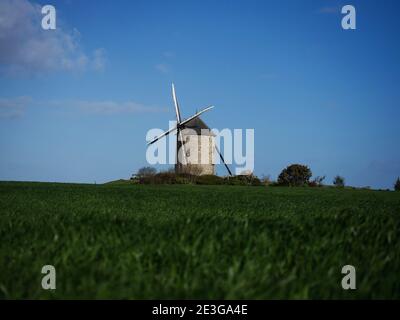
[0, 0, 399, 189]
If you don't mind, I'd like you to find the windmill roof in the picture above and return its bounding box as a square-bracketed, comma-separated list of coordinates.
[182, 117, 215, 136]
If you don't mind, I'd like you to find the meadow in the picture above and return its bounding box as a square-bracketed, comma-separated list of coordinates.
[0, 181, 399, 299]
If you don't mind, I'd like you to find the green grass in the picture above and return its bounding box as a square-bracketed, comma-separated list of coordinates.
[0, 181, 399, 299]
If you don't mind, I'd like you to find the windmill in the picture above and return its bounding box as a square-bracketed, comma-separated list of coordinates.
[147, 84, 232, 176]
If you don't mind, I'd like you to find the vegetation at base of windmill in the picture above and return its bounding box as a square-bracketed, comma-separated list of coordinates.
[394, 177, 400, 191]
[136, 166, 157, 177]
[308, 175, 326, 188]
[130, 166, 157, 183]
[133, 166, 261, 186]
[1, 181, 400, 299]
[225, 174, 262, 186]
[195, 174, 225, 185]
[139, 171, 178, 184]
[333, 175, 345, 188]
[138, 173, 261, 186]
[277, 164, 312, 186]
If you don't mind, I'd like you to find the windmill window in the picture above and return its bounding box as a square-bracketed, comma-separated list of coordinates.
[186, 149, 190, 157]
[186, 136, 190, 142]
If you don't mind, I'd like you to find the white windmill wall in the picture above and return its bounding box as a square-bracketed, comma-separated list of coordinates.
[177, 133, 215, 175]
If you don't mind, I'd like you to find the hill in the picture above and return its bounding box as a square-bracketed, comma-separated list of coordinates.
[0, 181, 399, 299]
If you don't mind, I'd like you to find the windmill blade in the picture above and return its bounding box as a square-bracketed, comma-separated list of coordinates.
[147, 125, 177, 145]
[215, 145, 233, 177]
[180, 106, 214, 127]
[172, 83, 182, 123]
[178, 129, 187, 165]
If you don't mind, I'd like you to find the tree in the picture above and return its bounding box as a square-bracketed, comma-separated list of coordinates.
[136, 166, 157, 178]
[277, 164, 312, 186]
[395, 177, 400, 191]
[333, 175, 345, 187]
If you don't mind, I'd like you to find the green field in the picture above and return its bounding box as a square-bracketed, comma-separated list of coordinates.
[0, 181, 399, 299]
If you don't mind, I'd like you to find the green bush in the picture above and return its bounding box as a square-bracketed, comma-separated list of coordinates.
[395, 178, 400, 191]
[260, 174, 273, 186]
[308, 180, 318, 188]
[140, 172, 177, 184]
[136, 166, 157, 177]
[224, 176, 244, 186]
[139, 172, 199, 185]
[309, 175, 326, 187]
[278, 164, 312, 186]
[333, 175, 345, 188]
[251, 177, 262, 186]
[225, 174, 261, 186]
[195, 175, 224, 185]
[139, 171, 263, 187]
[176, 173, 196, 184]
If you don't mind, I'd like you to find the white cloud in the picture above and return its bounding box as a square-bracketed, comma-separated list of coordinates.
[0, 96, 31, 118]
[0, 97, 168, 119]
[68, 100, 168, 115]
[0, 0, 106, 75]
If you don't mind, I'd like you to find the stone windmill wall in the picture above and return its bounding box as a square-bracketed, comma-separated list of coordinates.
[175, 117, 215, 175]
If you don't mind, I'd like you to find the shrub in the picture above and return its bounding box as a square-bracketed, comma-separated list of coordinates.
[260, 174, 272, 186]
[225, 174, 261, 186]
[136, 166, 157, 178]
[395, 178, 400, 191]
[138, 170, 263, 186]
[251, 177, 262, 186]
[139, 172, 199, 185]
[333, 175, 345, 188]
[277, 164, 312, 186]
[176, 173, 196, 184]
[195, 175, 224, 185]
[309, 175, 326, 187]
[225, 176, 245, 186]
[308, 180, 317, 188]
[139, 172, 176, 184]
[138, 176, 153, 184]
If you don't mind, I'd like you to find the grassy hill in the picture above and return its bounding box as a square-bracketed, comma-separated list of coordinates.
[0, 181, 399, 299]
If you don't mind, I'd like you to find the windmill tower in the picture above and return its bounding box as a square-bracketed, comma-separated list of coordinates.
[148, 84, 232, 176]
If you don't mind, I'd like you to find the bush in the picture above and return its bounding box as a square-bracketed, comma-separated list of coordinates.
[308, 180, 317, 188]
[225, 174, 261, 186]
[137, 170, 263, 187]
[176, 173, 196, 184]
[136, 166, 157, 178]
[260, 174, 273, 186]
[309, 175, 326, 187]
[195, 175, 224, 185]
[139, 172, 176, 184]
[333, 175, 345, 188]
[277, 164, 312, 186]
[251, 177, 262, 186]
[139, 172, 199, 185]
[395, 178, 400, 191]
